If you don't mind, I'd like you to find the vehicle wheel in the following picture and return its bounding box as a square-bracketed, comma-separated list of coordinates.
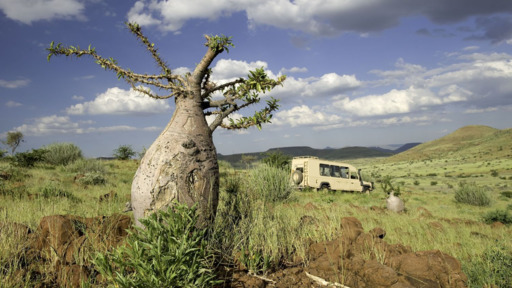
[319, 184, 330, 192]
[292, 170, 303, 185]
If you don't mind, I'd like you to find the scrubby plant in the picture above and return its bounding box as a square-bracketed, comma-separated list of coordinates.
[0, 149, 7, 158]
[249, 163, 292, 202]
[113, 145, 136, 160]
[261, 151, 291, 170]
[42, 142, 83, 166]
[76, 173, 106, 186]
[380, 175, 401, 196]
[500, 191, 512, 199]
[65, 158, 107, 174]
[10, 149, 47, 168]
[482, 209, 512, 225]
[454, 182, 491, 206]
[39, 182, 82, 203]
[93, 202, 219, 288]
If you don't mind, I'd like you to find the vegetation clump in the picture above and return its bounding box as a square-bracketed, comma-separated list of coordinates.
[42, 142, 83, 166]
[93, 202, 219, 288]
[482, 209, 512, 225]
[10, 149, 47, 167]
[454, 181, 491, 206]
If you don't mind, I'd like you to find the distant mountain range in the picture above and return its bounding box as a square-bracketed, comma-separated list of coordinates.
[218, 143, 421, 167]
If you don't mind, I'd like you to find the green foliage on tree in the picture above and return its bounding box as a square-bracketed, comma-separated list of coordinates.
[47, 22, 286, 133]
[113, 145, 136, 160]
[261, 151, 291, 170]
[10, 149, 47, 168]
[3, 131, 24, 154]
[380, 175, 401, 196]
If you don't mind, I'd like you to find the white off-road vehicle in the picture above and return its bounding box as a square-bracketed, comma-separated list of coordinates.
[291, 156, 373, 193]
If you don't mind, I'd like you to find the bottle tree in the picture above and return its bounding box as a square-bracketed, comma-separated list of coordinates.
[47, 23, 285, 227]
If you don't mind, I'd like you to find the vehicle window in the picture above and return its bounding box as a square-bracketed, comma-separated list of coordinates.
[350, 171, 358, 179]
[331, 165, 341, 177]
[341, 167, 349, 178]
[320, 164, 330, 176]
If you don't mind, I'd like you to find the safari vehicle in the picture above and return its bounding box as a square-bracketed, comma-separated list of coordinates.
[291, 156, 373, 193]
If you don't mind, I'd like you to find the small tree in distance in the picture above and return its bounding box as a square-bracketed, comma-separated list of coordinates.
[47, 22, 286, 227]
[3, 131, 24, 154]
[113, 145, 137, 160]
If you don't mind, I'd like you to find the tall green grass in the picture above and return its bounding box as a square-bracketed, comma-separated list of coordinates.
[42, 142, 83, 166]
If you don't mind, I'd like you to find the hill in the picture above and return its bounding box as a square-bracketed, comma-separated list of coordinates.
[388, 125, 512, 161]
[218, 146, 393, 167]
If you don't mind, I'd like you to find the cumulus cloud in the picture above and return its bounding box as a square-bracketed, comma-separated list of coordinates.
[303, 73, 361, 97]
[279, 67, 308, 74]
[0, 79, 30, 89]
[66, 87, 171, 115]
[274, 105, 341, 127]
[126, 0, 512, 42]
[0, 0, 85, 24]
[12, 114, 159, 136]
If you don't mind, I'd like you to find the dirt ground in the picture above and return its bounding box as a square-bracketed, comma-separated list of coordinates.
[2, 213, 467, 287]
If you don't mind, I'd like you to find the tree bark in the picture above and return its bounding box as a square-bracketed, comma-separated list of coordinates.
[131, 95, 219, 227]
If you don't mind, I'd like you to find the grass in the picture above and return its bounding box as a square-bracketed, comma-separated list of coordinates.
[1, 153, 512, 287]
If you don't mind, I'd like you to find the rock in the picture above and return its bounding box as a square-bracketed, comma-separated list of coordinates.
[387, 191, 405, 213]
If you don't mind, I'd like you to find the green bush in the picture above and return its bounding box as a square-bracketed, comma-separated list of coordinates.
[39, 182, 81, 203]
[500, 191, 512, 199]
[482, 209, 512, 225]
[454, 182, 491, 206]
[249, 164, 292, 202]
[42, 142, 83, 166]
[65, 158, 107, 174]
[76, 172, 106, 186]
[10, 149, 47, 167]
[113, 145, 136, 160]
[380, 175, 401, 196]
[0, 149, 7, 158]
[93, 203, 219, 288]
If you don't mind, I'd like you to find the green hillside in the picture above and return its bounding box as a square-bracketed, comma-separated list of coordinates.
[388, 125, 512, 162]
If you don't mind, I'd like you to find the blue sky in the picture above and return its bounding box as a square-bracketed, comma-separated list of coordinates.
[1, 0, 511, 157]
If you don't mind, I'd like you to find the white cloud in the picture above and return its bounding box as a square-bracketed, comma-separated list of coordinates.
[126, 0, 512, 42]
[6, 101, 22, 107]
[72, 95, 85, 101]
[333, 86, 465, 117]
[0, 79, 30, 88]
[11, 114, 149, 136]
[303, 73, 361, 97]
[279, 67, 308, 74]
[274, 105, 341, 127]
[464, 107, 499, 114]
[0, 0, 85, 24]
[66, 87, 171, 115]
[211, 59, 269, 83]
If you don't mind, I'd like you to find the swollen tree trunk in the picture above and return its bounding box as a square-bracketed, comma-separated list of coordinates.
[131, 95, 219, 227]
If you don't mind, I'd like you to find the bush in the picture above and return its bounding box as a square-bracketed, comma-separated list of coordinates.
[76, 172, 106, 186]
[261, 151, 291, 170]
[380, 175, 401, 196]
[66, 158, 107, 174]
[113, 145, 136, 160]
[10, 149, 47, 167]
[454, 182, 491, 206]
[249, 164, 292, 202]
[482, 209, 512, 225]
[42, 142, 83, 166]
[500, 191, 512, 199]
[0, 149, 6, 158]
[93, 203, 219, 288]
[39, 182, 81, 203]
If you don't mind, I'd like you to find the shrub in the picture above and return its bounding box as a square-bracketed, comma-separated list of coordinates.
[500, 191, 512, 199]
[482, 209, 512, 225]
[249, 164, 292, 202]
[42, 142, 83, 166]
[491, 169, 499, 177]
[0, 149, 6, 158]
[93, 202, 219, 288]
[39, 182, 81, 203]
[10, 149, 47, 167]
[65, 158, 107, 174]
[454, 182, 491, 206]
[380, 175, 401, 196]
[413, 180, 420, 186]
[113, 145, 136, 160]
[430, 181, 438, 186]
[76, 172, 106, 186]
[261, 151, 291, 170]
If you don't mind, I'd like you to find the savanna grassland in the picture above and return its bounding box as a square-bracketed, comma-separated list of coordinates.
[1, 125, 511, 287]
